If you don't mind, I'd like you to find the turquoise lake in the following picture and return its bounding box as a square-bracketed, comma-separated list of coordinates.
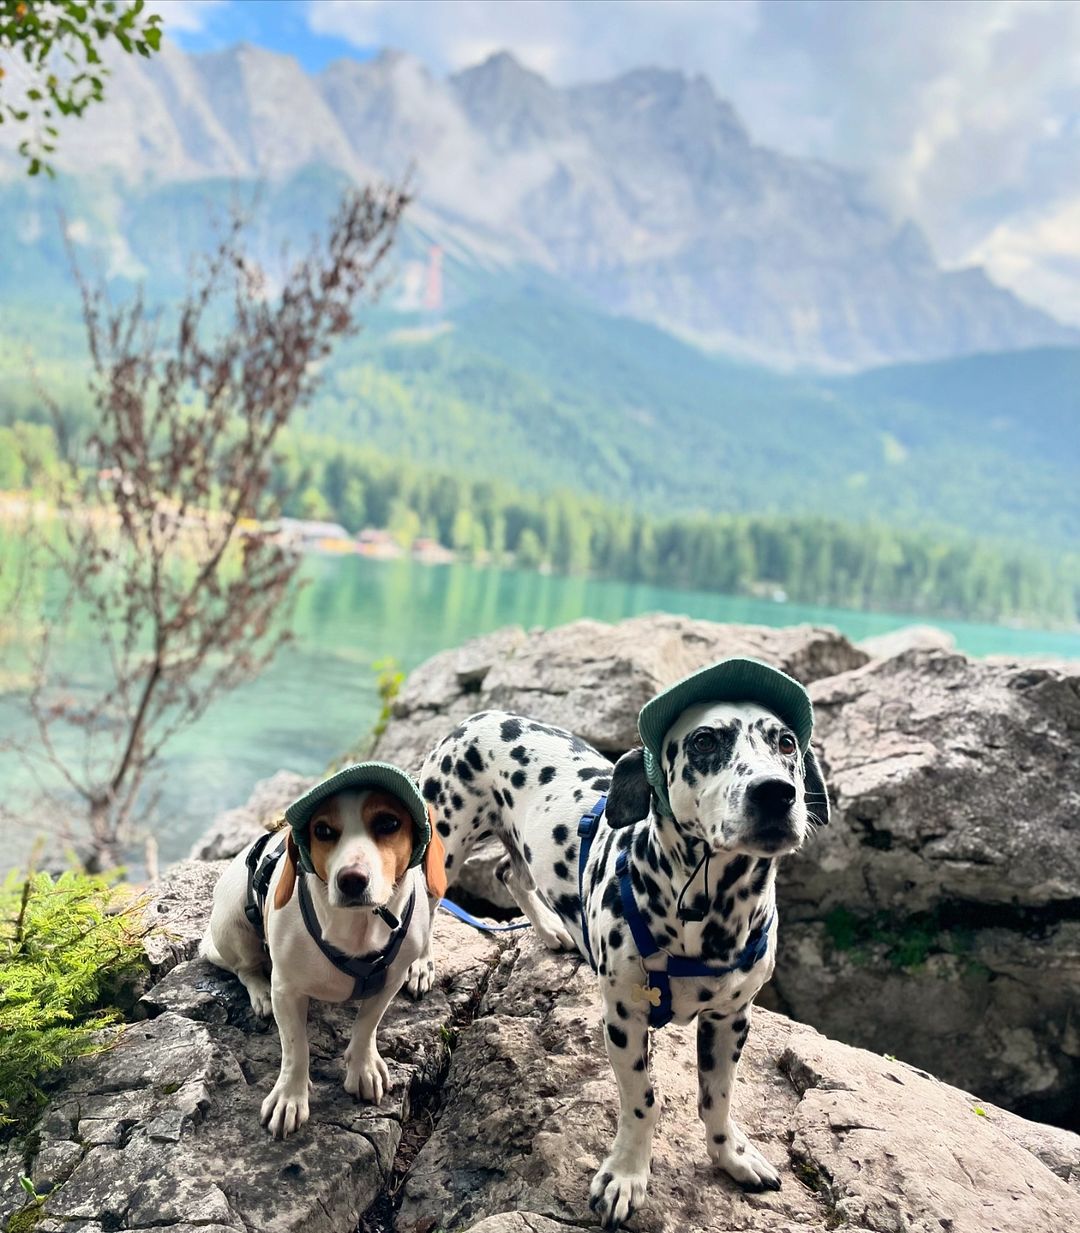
[3, 553, 1079, 870]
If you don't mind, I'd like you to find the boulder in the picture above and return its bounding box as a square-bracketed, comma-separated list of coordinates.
[396, 934, 1080, 1233]
[189, 770, 312, 862]
[767, 649, 1080, 1127]
[857, 624, 956, 658]
[375, 616, 868, 773]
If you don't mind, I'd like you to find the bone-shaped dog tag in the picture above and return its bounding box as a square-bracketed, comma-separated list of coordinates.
[632, 982, 661, 1008]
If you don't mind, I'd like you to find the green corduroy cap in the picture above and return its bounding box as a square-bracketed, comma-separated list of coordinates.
[638, 657, 814, 816]
[284, 761, 431, 875]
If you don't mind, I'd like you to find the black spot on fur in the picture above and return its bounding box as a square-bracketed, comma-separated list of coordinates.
[500, 718, 523, 742]
[607, 1023, 628, 1049]
[552, 823, 569, 844]
[509, 745, 530, 765]
[491, 788, 503, 808]
[451, 793, 464, 811]
[436, 820, 450, 838]
[553, 861, 570, 880]
[523, 843, 533, 863]
[503, 788, 514, 809]
[465, 744, 484, 772]
[440, 755, 452, 775]
[609, 927, 623, 949]
[539, 766, 557, 785]
[592, 777, 611, 791]
[511, 769, 527, 789]
[422, 777, 440, 802]
[455, 760, 474, 783]
[553, 892, 578, 920]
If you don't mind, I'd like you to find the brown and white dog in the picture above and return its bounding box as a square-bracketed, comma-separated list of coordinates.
[201, 782, 445, 1138]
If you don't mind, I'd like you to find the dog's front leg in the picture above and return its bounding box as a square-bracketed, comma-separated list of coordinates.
[261, 982, 311, 1139]
[697, 1004, 780, 1191]
[344, 979, 400, 1105]
[589, 992, 657, 1229]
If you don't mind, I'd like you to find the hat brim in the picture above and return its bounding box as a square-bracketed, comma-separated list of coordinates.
[285, 762, 431, 870]
[638, 657, 814, 762]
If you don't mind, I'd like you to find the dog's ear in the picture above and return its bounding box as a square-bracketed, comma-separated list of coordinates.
[424, 805, 448, 899]
[802, 745, 830, 827]
[273, 833, 300, 908]
[606, 747, 653, 828]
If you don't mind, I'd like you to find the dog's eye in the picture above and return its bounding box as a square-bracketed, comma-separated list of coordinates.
[778, 732, 797, 756]
[372, 813, 402, 836]
[690, 729, 718, 755]
[313, 820, 338, 843]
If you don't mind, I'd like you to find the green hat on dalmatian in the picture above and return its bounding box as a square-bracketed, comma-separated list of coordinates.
[637, 657, 814, 817]
[284, 761, 431, 875]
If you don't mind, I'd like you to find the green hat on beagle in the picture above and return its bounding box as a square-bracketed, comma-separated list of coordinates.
[637, 657, 814, 817]
[285, 761, 431, 875]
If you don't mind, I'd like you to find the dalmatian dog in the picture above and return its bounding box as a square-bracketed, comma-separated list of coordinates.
[410, 691, 828, 1228]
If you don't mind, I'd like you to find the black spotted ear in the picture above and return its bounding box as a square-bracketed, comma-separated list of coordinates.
[606, 747, 652, 828]
[802, 745, 830, 826]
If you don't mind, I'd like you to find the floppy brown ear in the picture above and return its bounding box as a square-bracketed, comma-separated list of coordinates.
[273, 833, 300, 909]
[424, 806, 448, 899]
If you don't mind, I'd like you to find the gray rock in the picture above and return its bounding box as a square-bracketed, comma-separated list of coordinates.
[376, 616, 866, 773]
[140, 859, 229, 978]
[189, 770, 311, 862]
[858, 624, 956, 659]
[2, 892, 501, 1232]
[397, 934, 1080, 1233]
[767, 649, 1080, 1126]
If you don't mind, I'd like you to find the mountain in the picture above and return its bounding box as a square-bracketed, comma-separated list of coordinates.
[0, 42, 1074, 370]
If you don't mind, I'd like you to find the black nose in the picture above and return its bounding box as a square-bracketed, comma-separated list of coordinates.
[336, 869, 370, 900]
[748, 777, 797, 816]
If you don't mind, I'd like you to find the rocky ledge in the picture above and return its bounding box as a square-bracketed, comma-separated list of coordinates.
[3, 865, 1078, 1233]
[4, 614, 1078, 1233]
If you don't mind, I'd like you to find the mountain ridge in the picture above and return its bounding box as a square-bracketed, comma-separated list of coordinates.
[0, 41, 1073, 370]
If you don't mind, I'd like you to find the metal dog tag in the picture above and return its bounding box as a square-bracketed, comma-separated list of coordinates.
[632, 982, 662, 1008]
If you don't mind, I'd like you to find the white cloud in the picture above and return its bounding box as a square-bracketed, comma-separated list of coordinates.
[305, 0, 1080, 321]
[150, 0, 228, 34]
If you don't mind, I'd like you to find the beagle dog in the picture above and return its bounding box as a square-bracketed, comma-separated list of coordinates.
[200, 762, 446, 1138]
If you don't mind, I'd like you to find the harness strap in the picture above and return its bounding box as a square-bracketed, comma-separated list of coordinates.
[245, 831, 286, 942]
[440, 899, 532, 932]
[577, 795, 608, 970]
[614, 846, 776, 1030]
[297, 873, 416, 1001]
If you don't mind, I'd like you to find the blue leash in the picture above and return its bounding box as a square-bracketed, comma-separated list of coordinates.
[439, 897, 532, 932]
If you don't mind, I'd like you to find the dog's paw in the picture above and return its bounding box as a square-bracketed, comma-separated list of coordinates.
[344, 1044, 390, 1105]
[534, 915, 575, 951]
[246, 980, 273, 1019]
[589, 1161, 648, 1229]
[405, 955, 435, 1000]
[707, 1126, 781, 1193]
[260, 1081, 309, 1139]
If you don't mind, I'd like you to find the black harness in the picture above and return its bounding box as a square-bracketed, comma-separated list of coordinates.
[244, 830, 417, 1002]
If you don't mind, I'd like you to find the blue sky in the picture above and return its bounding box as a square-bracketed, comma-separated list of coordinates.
[157, 1, 1080, 325]
[165, 1, 375, 72]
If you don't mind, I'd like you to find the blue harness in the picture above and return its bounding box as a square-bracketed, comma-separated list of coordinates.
[577, 797, 775, 1029]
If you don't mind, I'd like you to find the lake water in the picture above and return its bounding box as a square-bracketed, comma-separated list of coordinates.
[3, 553, 1080, 871]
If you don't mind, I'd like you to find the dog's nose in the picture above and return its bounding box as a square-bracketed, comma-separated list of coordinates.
[336, 868, 370, 901]
[748, 776, 797, 816]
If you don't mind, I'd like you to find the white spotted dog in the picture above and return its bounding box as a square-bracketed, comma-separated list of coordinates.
[410, 659, 829, 1229]
[201, 762, 446, 1139]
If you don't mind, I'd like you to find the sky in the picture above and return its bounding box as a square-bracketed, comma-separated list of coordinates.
[156, 0, 1080, 325]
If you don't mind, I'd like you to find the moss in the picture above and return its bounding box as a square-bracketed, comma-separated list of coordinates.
[823, 905, 983, 972]
[0, 869, 149, 1132]
[156, 1081, 183, 1096]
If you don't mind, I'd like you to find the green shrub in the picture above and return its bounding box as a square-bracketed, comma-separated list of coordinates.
[0, 870, 148, 1128]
